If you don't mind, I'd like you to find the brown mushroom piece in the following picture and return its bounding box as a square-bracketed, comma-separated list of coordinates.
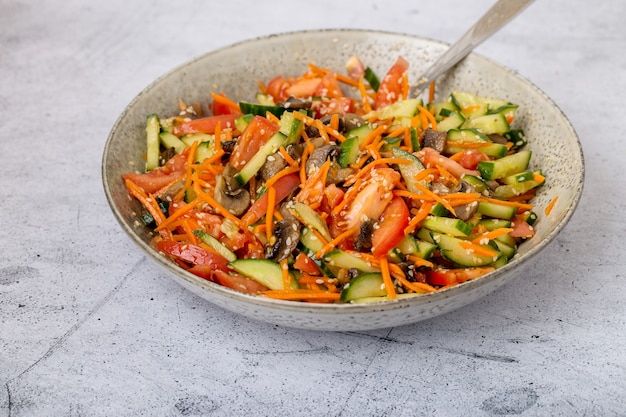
[453, 181, 479, 221]
[354, 219, 375, 252]
[213, 174, 250, 216]
[488, 133, 508, 145]
[278, 97, 312, 111]
[422, 128, 447, 153]
[266, 216, 301, 262]
[305, 143, 339, 176]
[260, 144, 302, 181]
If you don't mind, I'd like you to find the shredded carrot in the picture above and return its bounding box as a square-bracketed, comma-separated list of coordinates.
[265, 165, 300, 188]
[480, 196, 534, 211]
[459, 241, 499, 258]
[279, 258, 291, 290]
[412, 181, 455, 214]
[428, 81, 436, 104]
[401, 72, 409, 100]
[257, 80, 267, 94]
[404, 201, 433, 235]
[533, 173, 546, 183]
[389, 263, 436, 293]
[315, 227, 358, 259]
[265, 186, 276, 241]
[545, 195, 559, 216]
[125, 179, 173, 240]
[191, 182, 243, 226]
[210, 92, 241, 114]
[357, 76, 373, 113]
[379, 256, 397, 300]
[214, 121, 222, 154]
[359, 124, 387, 149]
[471, 228, 514, 245]
[406, 255, 434, 268]
[262, 290, 341, 302]
[414, 168, 439, 182]
[278, 146, 298, 167]
[418, 105, 437, 130]
[154, 199, 201, 232]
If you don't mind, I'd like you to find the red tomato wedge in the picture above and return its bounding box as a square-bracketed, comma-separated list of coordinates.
[212, 270, 269, 294]
[172, 113, 241, 136]
[427, 267, 495, 286]
[371, 196, 410, 257]
[156, 240, 229, 271]
[456, 149, 490, 170]
[510, 215, 535, 238]
[266, 76, 292, 102]
[241, 173, 301, 226]
[122, 149, 189, 194]
[374, 56, 409, 109]
[313, 71, 343, 98]
[229, 116, 280, 169]
[286, 77, 322, 98]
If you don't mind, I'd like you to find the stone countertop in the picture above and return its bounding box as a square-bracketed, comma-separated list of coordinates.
[1, 1, 625, 416]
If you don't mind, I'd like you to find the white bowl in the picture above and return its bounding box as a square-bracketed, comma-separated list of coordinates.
[102, 29, 584, 331]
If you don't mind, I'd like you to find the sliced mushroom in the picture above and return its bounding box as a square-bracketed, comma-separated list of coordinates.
[354, 220, 375, 252]
[214, 175, 250, 216]
[488, 133, 508, 145]
[306, 143, 339, 176]
[278, 97, 312, 111]
[452, 181, 479, 221]
[265, 217, 301, 262]
[422, 128, 447, 153]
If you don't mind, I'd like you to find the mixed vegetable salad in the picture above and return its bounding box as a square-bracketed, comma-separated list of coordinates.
[123, 55, 546, 303]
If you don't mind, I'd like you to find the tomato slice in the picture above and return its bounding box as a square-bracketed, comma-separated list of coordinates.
[371, 196, 410, 257]
[122, 148, 190, 194]
[266, 76, 293, 102]
[311, 97, 354, 118]
[156, 240, 229, 271]
[211, 93, 239, 116]
[427, 267, 495, 286]
[241, 173, 301, 226]
[285, 77, 322, 98]
[229, 115, 280, 169]
[172, 113, 241, 136]
[373, 56, 409, 110]
[313, 71, 343, 98]
[293, 253, 322, 275]
[456, 149, 490, 170]
[212, 270, 269, 294]
[510, 215, 535, 238]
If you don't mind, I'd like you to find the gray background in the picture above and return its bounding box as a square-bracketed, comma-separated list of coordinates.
[1, 1, 624, 416]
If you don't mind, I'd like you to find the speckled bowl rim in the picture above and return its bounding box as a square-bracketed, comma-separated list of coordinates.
[103, 28, 584, 328]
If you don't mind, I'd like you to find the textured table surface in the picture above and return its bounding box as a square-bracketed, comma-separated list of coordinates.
[2, 1, 625, 416]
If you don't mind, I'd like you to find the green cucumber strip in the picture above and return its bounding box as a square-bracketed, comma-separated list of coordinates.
[340, 273, 386, 301]
[145, 114, 161, 171]
[193, 230, 237, 262]
[228, 259, 298, 290]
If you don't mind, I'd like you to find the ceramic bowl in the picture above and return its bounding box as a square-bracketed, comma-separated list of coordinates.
[102, 29, 584, 331]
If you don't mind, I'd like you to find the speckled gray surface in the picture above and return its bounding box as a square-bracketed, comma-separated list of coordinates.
[2, 0, 625, 415]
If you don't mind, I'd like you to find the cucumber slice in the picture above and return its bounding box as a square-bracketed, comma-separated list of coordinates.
[461, 113, 510, 135]
[477, 150, 532, 180]
[397, 235, 436, 259]
[432, 233, 499, 267]
[476, 201, 518, 220]
[145, 114, 161, 171]
[421, 215, 472, 237]
[239, 101, 286, 117]
[340, 273, 386, 301]
[446, 128, 508, 158]
[364, 67, 380, 91]
[279, 111, 304, 145]
[461, 174, 489, 193]
[234, 132, 287, 185]
[193, 230, 236, 262]
[367, 98, 422, 120]
[293, 202, 331, 242]
[492, 179, 544, 199]
[436, 111, 466, 132]
[451, 92, 488, 118]
[428, 100, 460, 121]
[194, 140, 216, 163]
[159, 131, 186, 154]
[322, 250, 379, 273]
[234, 114, 254, 133]
[228, 259, 298, 290]
[478, 219, 512, 231]
[338, 135, 360, 168]
[391, 147, 428, 192]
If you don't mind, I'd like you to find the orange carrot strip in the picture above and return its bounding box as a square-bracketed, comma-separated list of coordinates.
[211, 92, 241, 113]
[404, 201, 433, 235]
[545, 195, 559, 216]
[184, 140, 200, 191]
[480, 196, 534, 211]
[278, 146, 299, 167]
[359, 124, 387, 149]
[125, 179, 173, 240]
[418, 105, 437, 130]
[265, 165, 300, 188]
[428, 81, 436, 104]
[262, 290, 341, 302]
[191, 182, 243, 226]
[154, 199, 201, 232]
[533, 173, 546, 183]
[280, 258, 291, 290]
[459, 241, 499, 258]
[379, 257, 397, 299]
[471, 228, 514, 245]
[357, 76, 373, 113]
[265, 186, 276, 242]
[389, 263, 436, 293]
[315, 227, 358, 259]
[405, 255, 435, 268]
[412, 181, 455, 214]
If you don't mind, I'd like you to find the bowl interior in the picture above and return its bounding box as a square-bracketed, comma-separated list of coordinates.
[102, 29, 584, 331]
